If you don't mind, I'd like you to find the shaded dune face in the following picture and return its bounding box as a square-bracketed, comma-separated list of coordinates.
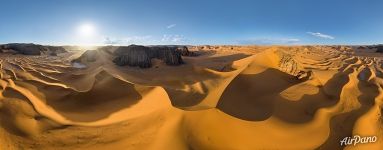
[217, 68, 304, 121]
[17, 71, 144, 122]
[0, 45, 383, 150]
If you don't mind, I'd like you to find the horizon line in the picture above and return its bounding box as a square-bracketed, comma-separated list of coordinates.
[1, 42, 383, 47]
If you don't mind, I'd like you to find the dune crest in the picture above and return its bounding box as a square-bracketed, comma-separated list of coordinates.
[0, 45, 382, 149]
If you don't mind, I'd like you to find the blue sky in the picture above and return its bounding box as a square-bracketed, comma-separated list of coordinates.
[0, 0, 382, 45]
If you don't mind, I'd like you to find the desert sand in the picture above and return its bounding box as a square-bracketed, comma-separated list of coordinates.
[0, 44, 382, 150]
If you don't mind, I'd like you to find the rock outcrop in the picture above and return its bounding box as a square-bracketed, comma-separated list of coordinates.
[148, 46, 184, 65]
[0, 43, 67, 55]
[357, 46, 366, 49]
[1, 43, 43, 55]
[373, 45, 383, 53]
[112, 45, 194, 68]
[176, 46, 198, 56]
[113, 45, 152, 68]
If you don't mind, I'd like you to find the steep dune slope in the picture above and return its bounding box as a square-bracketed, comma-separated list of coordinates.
[0, 45, 382, 150]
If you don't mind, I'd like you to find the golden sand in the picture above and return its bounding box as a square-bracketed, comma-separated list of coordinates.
[0, 45, 382, 149]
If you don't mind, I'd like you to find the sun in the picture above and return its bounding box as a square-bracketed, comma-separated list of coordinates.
[77, 23, 95, 37]
[76, 23, 99, 46]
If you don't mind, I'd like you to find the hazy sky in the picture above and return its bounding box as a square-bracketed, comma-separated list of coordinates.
[0, 0, 382, 45]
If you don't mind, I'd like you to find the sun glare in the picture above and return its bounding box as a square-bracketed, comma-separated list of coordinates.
[75, 23, 100, 46]
[78, 23, 95, 37]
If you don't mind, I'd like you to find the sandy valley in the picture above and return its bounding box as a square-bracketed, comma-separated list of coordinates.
[0, 44, 382, 150]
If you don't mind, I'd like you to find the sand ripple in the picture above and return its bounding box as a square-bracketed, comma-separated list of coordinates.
[0, 46, 382, 149]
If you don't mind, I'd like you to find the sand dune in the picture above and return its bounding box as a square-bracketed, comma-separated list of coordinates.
[0, 45, 382, 149]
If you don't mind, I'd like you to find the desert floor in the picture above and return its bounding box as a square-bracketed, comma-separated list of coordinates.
[0, 45, 382, 150]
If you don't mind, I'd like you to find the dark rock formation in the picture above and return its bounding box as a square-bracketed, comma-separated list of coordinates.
[374, 45, 383, 53]
[0, 43, 67, 55]
[176, 46, 198, 56]
[112, 45, 192, 68]
[113, 45, 152, 68]
[1, 43, 44, 55]
[156, 47, 184, 65]
[357, 46, 366, 49]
